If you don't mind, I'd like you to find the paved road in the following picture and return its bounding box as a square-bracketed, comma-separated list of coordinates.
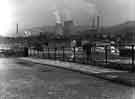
[0, 58, 134, 99]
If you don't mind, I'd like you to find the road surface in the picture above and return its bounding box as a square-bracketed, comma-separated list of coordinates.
[0, 58, 134, 99]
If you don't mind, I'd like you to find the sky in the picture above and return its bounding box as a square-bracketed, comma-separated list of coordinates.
[0, 0, 134, 36]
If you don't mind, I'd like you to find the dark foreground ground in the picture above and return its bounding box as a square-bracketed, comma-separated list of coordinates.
[0, 58, 134, 99]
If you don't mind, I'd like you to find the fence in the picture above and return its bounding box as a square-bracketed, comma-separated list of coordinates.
[0, 95, 114, 99]
[28, 44, 135, 72]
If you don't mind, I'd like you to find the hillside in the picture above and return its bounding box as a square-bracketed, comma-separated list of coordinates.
[103, 21, 135, 34]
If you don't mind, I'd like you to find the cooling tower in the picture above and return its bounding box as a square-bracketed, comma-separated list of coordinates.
[90, 16, 100, 31]
[56, 23, 63, 36]
[63, 20, 74, 35]
[91, 17, 96, 29]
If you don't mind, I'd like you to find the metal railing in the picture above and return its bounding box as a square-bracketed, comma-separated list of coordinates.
[28, 44, 135, 72]
[0, 95, 114, 99]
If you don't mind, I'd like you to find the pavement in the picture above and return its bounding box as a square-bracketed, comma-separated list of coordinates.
[19, 57, 135, 86]
[0, 58, 133, 99]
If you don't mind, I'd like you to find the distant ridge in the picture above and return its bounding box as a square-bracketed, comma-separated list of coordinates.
[103, 21, 135, 34]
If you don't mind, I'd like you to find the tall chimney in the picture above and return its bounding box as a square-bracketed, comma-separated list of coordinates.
[16, 24, 18, 34]
[91, 17, 96, 29]
[97, 16, 100, 31]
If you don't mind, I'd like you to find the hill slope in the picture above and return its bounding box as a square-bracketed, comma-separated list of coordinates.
[104, 21, 135, 34]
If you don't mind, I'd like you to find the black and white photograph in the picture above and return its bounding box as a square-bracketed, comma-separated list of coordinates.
[0, 0, 134, 98]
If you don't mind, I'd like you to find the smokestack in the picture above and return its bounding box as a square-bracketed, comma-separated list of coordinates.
[91, 17, 96, 29]
[97, 16, 100, 31]
[16, 24, 18, 34]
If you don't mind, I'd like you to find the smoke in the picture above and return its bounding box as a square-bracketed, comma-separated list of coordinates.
[62, 8, 72, 21]
[85, 3, 97, 16]
[51, 0, 97, 24]
[61, 0, 72, 21]
[62, 0, 97, 25]
[62, 0, 97, 15]
[52, 5, 62, 24]
[53, 10, 62, 24]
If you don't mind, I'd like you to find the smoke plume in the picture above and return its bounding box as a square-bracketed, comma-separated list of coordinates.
[52, 5, 62, 24]
[53, 10, 62, 24]
[62, 8, 72, 21]
[62, 0, 97, 15]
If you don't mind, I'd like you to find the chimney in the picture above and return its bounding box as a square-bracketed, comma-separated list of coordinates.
[97, 16, 100, 31]
[16, 24, 18, 34]
[91, 17, 96, 29]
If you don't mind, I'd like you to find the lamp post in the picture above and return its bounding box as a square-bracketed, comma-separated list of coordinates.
[24, 31, 31, 57]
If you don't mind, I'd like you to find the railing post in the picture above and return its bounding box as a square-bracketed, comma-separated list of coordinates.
[105, 45, 108, 64]
[30, 48, 32, 56]
[30, 48, 33, 56]
[29, 48, 31, 56]
[131, 45, 135, 72]
[54, 47, 57, 60]
[73, 47, 76, 62]
[48, 48, 50, 58]
[39, 50, 40, 57]
[34, 49, 36, 56]
[93, 45, 96, 65]
[45, 48, 47, 58]
[62, 47, 65, 61]
[44, 48, 46, 58]
[28, 48, 31, 56]
[33, 49, 34, 56]
[86, 50, 89, 64]
[37, 49, 39, 57]
[42, 48, 44, 58]
[91, 45, 93, 64]
[36, 49, 38, 56]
